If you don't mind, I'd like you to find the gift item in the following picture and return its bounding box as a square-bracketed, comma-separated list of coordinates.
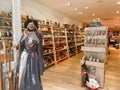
[86, 78, 100, 89]
[81, 60, 89, 86]
[85, 28, 107, 47]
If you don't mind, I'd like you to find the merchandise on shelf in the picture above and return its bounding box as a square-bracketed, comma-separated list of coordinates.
[44, 54, 54, 68]
[0, 11, 13, 62]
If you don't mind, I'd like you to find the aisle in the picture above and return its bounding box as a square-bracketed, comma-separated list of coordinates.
[41, 49, 120, 90]
[41, 52, 85, 90]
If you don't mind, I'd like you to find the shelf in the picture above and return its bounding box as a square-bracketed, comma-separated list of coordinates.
[76, 41, 82, 43]
[44, 61, 55, 68]
[0, 26, 12, 29]
[54, 36, 66, 38]
[85, 36, 106, 39]
[69, 46, 75, 48]
[0, 17, 12, 20]
[0, 37, 12, 40]
[67, 36, 74, 37]
[54, 31, 65, 33]
[56, 47, 67, 52]
[81, 46, 106, 52]
[44, 52, 54, 55]
[77, 43, 84, 46]
[59, 57, 68, 61]
[43, 36, 52, 38]
[81, 60, 105, 68]
[68, 41, 75, 43]
[55, 42, 66, 44]
[41, 29, 51, 32]
[57, 57, 68, 63]
[43, 43, 53, 46]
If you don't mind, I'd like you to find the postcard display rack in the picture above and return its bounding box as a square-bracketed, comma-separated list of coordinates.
[81, 26, 108, 88]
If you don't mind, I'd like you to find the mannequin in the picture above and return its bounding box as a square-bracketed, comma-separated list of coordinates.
[18, 19, 44, 90]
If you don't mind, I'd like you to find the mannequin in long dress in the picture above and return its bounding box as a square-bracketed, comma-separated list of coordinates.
[18, 19, 44, 90]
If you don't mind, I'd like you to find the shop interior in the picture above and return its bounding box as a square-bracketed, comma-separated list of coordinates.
[0, 0, 120, 90]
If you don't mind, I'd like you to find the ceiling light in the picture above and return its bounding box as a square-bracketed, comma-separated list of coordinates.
[64, 2, 71, 6]
[85, 6, 88, 9]
[77, 11, 83, 15]
[74, 8, 78, 11]
[116, 11, 120, 14]
[117, 1, 120, 4]
[67, 2, 71, 6]
[92, 13, 95, 16]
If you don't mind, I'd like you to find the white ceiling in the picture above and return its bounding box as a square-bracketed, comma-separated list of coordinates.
[33, 0, 120, 23]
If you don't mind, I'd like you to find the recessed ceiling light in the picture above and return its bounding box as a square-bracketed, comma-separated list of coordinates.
[74, 8, 78, 11]
[92, 13, 95, 16]
[117, 1, 120, 4]
[116, 11, 120, 14]
[77, 11, 83, 15]
[85, 6, 88, 9]
[64, 2, 71, 6]
[67, 2, 71, 6]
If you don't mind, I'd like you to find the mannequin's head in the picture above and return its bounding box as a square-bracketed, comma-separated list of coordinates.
[27, 22, 35, 30]
[24, 19, 38, 30]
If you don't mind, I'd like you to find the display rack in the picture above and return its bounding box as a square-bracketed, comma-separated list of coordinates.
[0, 37, 12, 63]
[74, 27, 84, 54]
[41, 25, 55, 68]
[66, 28, 76, 57]
[0, 11, 13, 63]
[52, 26, 68, 64]
[81, 26, 108, 88]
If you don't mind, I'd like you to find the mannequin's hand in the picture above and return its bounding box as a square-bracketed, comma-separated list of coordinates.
[29, 41, 37, 48]
[24, 31, 29, 38]
[14, 44, 19, 50]
[29, 44, 34, 48]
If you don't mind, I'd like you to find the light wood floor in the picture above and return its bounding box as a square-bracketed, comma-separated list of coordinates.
[41, 49, 120, 90]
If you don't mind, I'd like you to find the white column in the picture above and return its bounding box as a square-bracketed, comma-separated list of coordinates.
[12, 0, 22, 61]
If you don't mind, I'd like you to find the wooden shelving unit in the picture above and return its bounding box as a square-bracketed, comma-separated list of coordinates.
[74, 27, 84, 54]
[41, 25, 55, 68]
[81, 26, 108, 88]
[0, 11, 13, 63]
[66, 28, 76, 57]
[52, 26, 68, 64]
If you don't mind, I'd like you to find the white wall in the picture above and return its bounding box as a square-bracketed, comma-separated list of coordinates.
[21, 0, 82, 27]
[0, 0, 12, 11]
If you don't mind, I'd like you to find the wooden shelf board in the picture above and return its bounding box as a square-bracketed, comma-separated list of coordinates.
[0, 37, 12, 40]
[81, 46, 106, 52]
[44, 52, 54, 55]
[56, 48, 67, 52]
[81, 60, 105, 68]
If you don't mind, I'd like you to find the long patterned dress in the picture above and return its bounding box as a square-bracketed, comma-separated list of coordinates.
[18, 29, 44, 90]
